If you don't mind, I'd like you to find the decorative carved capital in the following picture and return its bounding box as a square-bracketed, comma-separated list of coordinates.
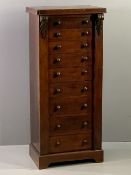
[40, 16, 48, 38]
[95, 14, 104, 35]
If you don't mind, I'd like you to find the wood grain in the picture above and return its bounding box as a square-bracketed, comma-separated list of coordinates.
[50, 115, 92, 136]
[39, 16, 49, 155]
[48, 53, 92, 68]
[26, 5, 106, 15]
[48, 28, 92, 41]
[48, 16, 92, 29]
[49, 81, 92, 98]
[49, 133, 92, 153]
[49, 67, 92, 82]
[27, 6, 106, 169]
[48, 40, 92, 53]
[92, 14, 103, 150]
[49, 97, 92, 116]
[29, 14, 40, 152]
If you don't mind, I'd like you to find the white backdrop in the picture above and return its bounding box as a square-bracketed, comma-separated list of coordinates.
[0, 0, 131, 145]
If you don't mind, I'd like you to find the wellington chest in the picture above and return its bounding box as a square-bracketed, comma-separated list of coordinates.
[26, 5, 106, 169]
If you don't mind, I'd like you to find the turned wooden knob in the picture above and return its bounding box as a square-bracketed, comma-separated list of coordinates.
[82, 103, 88, 108]
[55, 88, 61, 94]
[83, 139, 88, 144]
[81, 70, 88, 75]
[54, 20, 61, 25]
[56, 141, 61, 145]
[54, 72, 61, 77]
[81, 86, 88, 92]
[81, 43, 88, 48]
[81, 31, 89, 36]
[81, 56, 88, 62]
[55, 105, 61, 110]
[55, 58, 61, 63]
[82, 19, 89, 24]
[55, 45, 62, 50]
[54, 32, 61, 37]
[83, 121, 88, 126]
[56, 124, 61, 129]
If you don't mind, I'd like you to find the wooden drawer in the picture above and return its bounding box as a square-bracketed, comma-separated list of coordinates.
[49, 82, 92, 98]
[49, 67, 92, 83]
[49, 53, 92, 68]
[48, 28, 92, 41]
[49, 97, 92, 116]
[50, 115, 92, 136]
[49, 133, 92, 153]
[48, 15, 92, 29]
[48, 40, 92, 53]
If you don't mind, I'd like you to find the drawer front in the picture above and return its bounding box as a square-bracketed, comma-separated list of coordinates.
[49, 53, 92, 68]
[48, 28, 92, 41]
[49, 40, 92, 53]
[50, 97, 92, 116]
[49, 133, 92, 153]
[49, 67, 92, 83]
[48, 16, 92, 29]
[50, 115, 92, 136]
[49, 82, 92, 98]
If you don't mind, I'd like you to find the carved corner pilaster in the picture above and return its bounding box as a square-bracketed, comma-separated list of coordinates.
[39, 16, 48, 38]
[95, 14, 104, 35]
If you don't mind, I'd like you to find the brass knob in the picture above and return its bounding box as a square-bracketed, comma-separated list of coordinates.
[81, 70, 88, 75]
[83, 121, 88, 126]
[81, 86, 88, 92]
[56, 141, 61, 145]
[83, 139, 88, 144]
[81, 31, 89, 36]
[55, 72, 61, 77]
[81, 56, 88, 62]
[54, 32, 61, 37]
[56, 105, 61, 110]
[82, 19, 89, 24]
[55, 88, 61, 94]
[54, 20, 61, 25]
[81, 43, 88, 48]
[82, 103, 88, 108]
[55, 45, 62, 50]
[56, 124, 61, 129]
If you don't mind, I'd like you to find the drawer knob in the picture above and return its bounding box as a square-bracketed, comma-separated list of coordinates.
[81, 86, 88, 92]
[55, 105, 61, 110]
[54, 20, 61, 25]
[82, 103, 88, 108]
[83, 139, 88, 144]
[55, 45, 62, 50]
[81, 31, 89, 36]
[81, 56, 88, 62]
[81, 43, 88, 48]
[55, 88, 61, 94]
[55, 72, 61, 77]
[54, 32, 61, 37]
[56, 124, 61, 128]
[81, 70, 88, 75]
[82, 19, 89, 24]
[56, 141, 61, 145]
[54, 58, 61, 63]
[83, 121, 88, 126]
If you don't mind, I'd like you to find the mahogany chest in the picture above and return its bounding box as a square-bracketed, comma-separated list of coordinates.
[26, 6, 106, 169]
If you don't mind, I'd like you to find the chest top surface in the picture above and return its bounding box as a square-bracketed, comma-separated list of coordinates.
[26, 5, 106, 15]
